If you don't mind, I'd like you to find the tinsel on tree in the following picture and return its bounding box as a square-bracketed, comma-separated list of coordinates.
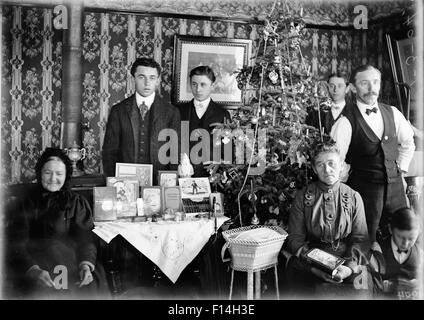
[207, 0, 334, 228]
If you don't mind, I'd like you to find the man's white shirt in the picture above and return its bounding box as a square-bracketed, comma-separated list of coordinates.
[331, 101, 346, 120]
[391, 238, 410, 264]
[194, 97, 211, 119]
[136, 91, 155, 110]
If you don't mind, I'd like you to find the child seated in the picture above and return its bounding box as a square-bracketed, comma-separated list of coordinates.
[284, 141, 371, 298]
[379, 207, 423, 299]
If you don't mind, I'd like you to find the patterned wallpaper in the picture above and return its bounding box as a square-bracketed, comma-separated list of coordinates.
[1, 6, 63, 184]
[1, 3, 409, 183]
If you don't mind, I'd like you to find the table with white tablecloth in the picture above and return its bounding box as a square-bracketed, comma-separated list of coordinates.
[93, 217, 229, 283]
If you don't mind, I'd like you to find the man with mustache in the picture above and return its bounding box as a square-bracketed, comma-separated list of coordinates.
[330, 65, 415, 247]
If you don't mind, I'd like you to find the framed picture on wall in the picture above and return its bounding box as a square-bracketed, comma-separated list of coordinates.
[386, 29, 417, 124]
[173, 35, 252, 108]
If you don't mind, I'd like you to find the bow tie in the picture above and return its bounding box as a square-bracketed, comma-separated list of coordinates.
[365, 107, 378, 115]
[397, 248, 408, 254]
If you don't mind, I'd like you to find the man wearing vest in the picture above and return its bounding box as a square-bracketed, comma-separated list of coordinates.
[178, 66, 231, 177]
[102, 58, 181, 287]
[330, 65, 415, 245]
[102, 57, 180, 183]
[306, 72, 350, 135]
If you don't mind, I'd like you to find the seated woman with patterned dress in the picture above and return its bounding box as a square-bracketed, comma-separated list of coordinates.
[284, 141, 372, 298]
[6, 148, 109, 299]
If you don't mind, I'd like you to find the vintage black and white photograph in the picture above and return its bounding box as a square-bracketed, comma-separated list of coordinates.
[0, 0, 423, 304]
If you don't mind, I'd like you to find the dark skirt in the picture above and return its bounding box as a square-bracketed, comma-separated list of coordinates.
[14, 239, 109, 299]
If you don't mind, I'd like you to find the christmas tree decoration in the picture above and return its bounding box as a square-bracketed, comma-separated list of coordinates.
[208, 0, 332, 228]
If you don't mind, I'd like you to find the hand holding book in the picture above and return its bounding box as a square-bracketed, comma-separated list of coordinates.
[331, 265, 353, 282]
[301, 248, 353, 282]
[310, 264, 352, 283]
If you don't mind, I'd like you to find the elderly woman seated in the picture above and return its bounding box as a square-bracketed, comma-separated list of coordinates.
[284, 141, 372, 298]
[6, 148, 108, 299]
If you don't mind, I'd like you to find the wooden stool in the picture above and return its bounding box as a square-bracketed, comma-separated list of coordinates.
[228, 263, 279, 300]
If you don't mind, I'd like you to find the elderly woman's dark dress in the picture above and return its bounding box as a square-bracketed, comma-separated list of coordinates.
[7, 149, 108, 298]
[284, 181, 372, 297]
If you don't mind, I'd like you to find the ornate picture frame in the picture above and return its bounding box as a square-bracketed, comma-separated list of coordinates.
[386, 29, 417, 124]
[115, 163, 153, 187]
[157, 170, 178, 187]
[173, 35, 252, 108]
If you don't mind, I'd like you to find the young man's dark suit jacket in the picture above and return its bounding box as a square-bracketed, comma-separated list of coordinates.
[305, 107, 344, 135]
[102, 93, 181, 181]
[178, 99, 231, 176]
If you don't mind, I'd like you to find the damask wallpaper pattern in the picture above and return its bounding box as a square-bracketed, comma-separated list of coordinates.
[1, 4, 404, 183]
[1, 6, 63, 184]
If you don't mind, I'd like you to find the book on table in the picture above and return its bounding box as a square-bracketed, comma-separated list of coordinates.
[93, 186, 117, 221]
[301, 248, 345, 277]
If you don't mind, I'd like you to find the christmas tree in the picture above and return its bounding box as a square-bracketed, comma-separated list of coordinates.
[207, 0, 333, 228]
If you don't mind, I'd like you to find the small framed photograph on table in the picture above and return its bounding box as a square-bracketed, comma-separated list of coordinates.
[115, 163, 153, 187]
[158, 170, 178, 187]
[141, 186, 162, 217]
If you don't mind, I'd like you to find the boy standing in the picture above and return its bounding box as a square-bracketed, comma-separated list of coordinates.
[178, 66, 231, 176]
[306, 72, 350, 135]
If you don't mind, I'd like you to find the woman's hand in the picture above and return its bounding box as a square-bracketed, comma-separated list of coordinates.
[78, 264, 93, 288]
[332, 265, 353, 282]
[310, 267, 341, 284]
[27, 266, 55, 288]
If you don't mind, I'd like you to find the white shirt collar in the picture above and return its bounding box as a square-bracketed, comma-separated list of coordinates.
[194, 97, 211, 109]
[356, 100, 379, 114]
[136, 91, 155, 109]
[193, 97, 211, 119]
[332, 101, 346, 110]
[391, 237, 410, 263]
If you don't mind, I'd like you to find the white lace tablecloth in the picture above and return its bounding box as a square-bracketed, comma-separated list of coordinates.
[93, 217, 229, 283]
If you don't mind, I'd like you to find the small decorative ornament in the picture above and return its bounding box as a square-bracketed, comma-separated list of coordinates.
[228, 168, 238, 180]
[251, 213, 260, 225]
[177, 153, 194, 178]
[222, 136, 231, 144]
[270, 153, 279, 165]
[251, 117, 258, 124]
[64, 141, 86, 177]
[278, 193, 286, 202]
[268, 70, 279, 84]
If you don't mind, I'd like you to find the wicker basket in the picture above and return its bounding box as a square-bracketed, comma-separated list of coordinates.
[221, 225, 288, 272]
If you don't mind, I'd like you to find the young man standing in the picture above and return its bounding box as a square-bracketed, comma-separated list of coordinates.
[178, 66, 231, 176]
[102, 57, 180, 183]
[306, 72, 350, 135]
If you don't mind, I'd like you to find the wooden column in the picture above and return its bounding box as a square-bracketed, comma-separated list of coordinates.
[60, 2, 83, 149]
